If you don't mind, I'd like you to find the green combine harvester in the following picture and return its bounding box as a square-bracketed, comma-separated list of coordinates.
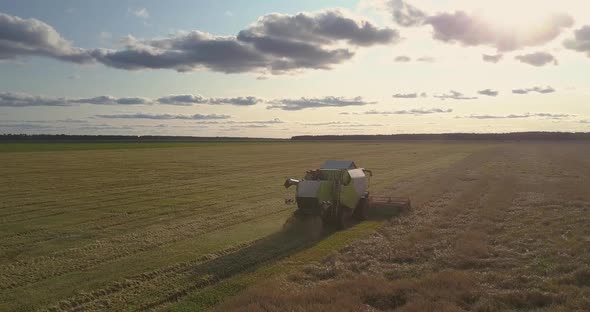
[284, 160, 410, 229]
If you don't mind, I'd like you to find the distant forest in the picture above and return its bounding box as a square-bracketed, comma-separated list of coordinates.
[1, 132, 590, 143]
[292, 132, 590, 141]
[0, 134, 285, 143]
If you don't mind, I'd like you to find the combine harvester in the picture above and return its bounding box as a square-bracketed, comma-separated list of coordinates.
[284, 160, 410, 230]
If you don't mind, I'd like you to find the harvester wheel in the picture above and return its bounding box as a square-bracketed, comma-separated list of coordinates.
[337, 207, 354, 229]
[282, 212, 301, 231]
[282, 212, 323, 239]
[353, 197, 368, 221]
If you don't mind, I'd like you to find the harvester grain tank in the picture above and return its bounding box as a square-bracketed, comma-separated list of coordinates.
[284, 160, 410, 229]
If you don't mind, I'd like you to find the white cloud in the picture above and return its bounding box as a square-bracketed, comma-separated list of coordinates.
[131, 8, 150, 19]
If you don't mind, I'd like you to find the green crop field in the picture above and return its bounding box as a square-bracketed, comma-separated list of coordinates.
[0, 142, 492, 311]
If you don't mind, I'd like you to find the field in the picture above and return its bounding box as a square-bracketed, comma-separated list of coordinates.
[1, 142, 589, 311]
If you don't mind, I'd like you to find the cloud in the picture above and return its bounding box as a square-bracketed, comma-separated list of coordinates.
[131, 8, 150, 19]
[99, 31, 113, 45]
[0, 92, 68, 107]
[392, 93, 422, 98]
[0, 12, 93, 63]
[243, 118, 283, 124]
[386, 0, 427, 27]
[71, 96, 151, 105]
[365, 108, 452, 115]
[478, 89, 499, 97]
[0, 91, 269, 107]
[96, 113, 230, 120]
[302, 121, 382, 127]
[515, 52, 557, 66]
[199, 118, 283, 125]
[236, 124, 268, 128]
[115, 97, 152, 105]
[512, 86, 556, 94]
[416, 56, 435, 62]
[466, 113, 572, 119]
[93, 10, 397, 74]
[426, 12, 573, 51]
[208, 96, 263, 106]
[394, 55, 411, 62]
[156, 94, 208, 105]
[267, 96, 374, 111]
[482, 54, 503, 63]
[434, 90, 477, 100]
[564, 25, 590, 57]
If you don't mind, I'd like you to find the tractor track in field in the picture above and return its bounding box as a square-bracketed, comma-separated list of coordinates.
[0, 145, 452, 211]
[0, 175, 278, 220]
[0, 143, 495, 311]
[46, 240, 261, 312]
[49, 227, 316, 312]
[0, 206, 293, 290]
[35, 152, 488, 311]
[0, 190, 281, 255]
[215, 144, 590, 311]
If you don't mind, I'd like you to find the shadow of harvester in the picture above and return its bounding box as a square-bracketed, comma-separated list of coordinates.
[143, 206, 409, 309]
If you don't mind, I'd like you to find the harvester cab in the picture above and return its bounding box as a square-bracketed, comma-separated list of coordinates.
[284, 160, 410, 229]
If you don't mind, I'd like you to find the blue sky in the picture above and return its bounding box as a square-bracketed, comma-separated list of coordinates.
[1, 0, 590, 137]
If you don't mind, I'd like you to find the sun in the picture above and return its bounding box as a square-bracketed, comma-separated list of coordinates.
[461, 0, 561, 29]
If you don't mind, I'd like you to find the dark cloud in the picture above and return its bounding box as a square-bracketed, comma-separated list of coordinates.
[564, 25, 590, 57]
[116, 97, 152, 105]
[0, 12, 93, 63]
[71, 96, 151, 105]
[434, 90, 477, 100]
[0, 92, 68, 107]
[156, 94, 208, 105]
[392, 93, 419, 98]
[467, 113, 572, 119]
[93, 10, 398, 74]
[483, 54, 503, 63]
[208, 96, 263, 106]
[267, 96, 374, 111]
[512, 86, 556, 95]
[0, 10, 396, 75]
[394, 55, 411, 62]
[365, 108, 452, 115]
[71, 96, 117, 105]
[478, 89, 499, 97]
[239, 10, 397, 47]
[387, 0, 427, 27]
[426, 12, 573, 51]
[515, 52, 557, 66]
[0, 91, 267, 107]
[95, 113, 230, 120]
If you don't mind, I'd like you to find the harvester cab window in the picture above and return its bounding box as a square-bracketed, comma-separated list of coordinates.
[304, 169, 322, 180]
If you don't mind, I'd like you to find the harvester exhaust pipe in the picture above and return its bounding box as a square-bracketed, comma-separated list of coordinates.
[284, 178, 300, 188]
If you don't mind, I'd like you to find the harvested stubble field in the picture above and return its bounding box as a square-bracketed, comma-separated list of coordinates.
[1, 142, 589, 311]
[218, 142, 590, 312]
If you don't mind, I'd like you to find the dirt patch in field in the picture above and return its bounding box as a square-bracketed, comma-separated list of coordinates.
[219, 143, 590, 311]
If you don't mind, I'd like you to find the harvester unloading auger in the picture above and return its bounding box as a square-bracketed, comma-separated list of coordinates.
[284, 160, 411, 230]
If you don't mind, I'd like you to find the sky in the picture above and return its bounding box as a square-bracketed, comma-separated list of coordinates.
[1, 0, 589, 138]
